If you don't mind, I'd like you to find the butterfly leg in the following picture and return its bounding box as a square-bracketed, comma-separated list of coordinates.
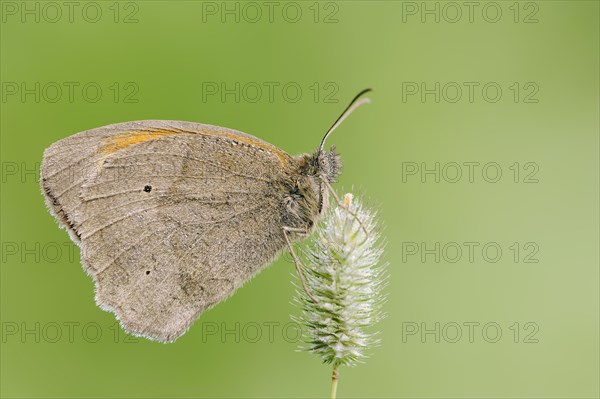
[320, 176, 370, 239]
[282, 226, 320, 304]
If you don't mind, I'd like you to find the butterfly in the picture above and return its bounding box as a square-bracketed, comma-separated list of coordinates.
[40, 89, 371, 342]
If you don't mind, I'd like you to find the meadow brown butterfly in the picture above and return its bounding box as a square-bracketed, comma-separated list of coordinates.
[40, 89, 372, 342]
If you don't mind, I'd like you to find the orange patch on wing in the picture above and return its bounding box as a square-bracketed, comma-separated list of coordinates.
[100, 127, 292, 167]
[101, 129, 181, 155]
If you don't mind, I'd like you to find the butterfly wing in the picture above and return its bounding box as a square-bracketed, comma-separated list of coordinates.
[41, 120, 295, 342]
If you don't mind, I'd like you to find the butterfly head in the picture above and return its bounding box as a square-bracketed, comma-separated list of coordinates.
[285, 151, 338, 232]
[313, 146, 342, 183]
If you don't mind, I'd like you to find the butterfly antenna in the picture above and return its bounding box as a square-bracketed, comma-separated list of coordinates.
[319, 88, 373, 152]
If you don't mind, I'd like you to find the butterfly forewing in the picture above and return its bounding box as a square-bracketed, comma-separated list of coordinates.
[41, 120, 293, 342]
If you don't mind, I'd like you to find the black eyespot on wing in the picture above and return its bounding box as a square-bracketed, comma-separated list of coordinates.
[143, 185, 152, 193]
[145, 270, 150, 275]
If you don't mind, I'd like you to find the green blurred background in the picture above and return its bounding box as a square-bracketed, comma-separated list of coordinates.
[1, 1, 598, 398]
